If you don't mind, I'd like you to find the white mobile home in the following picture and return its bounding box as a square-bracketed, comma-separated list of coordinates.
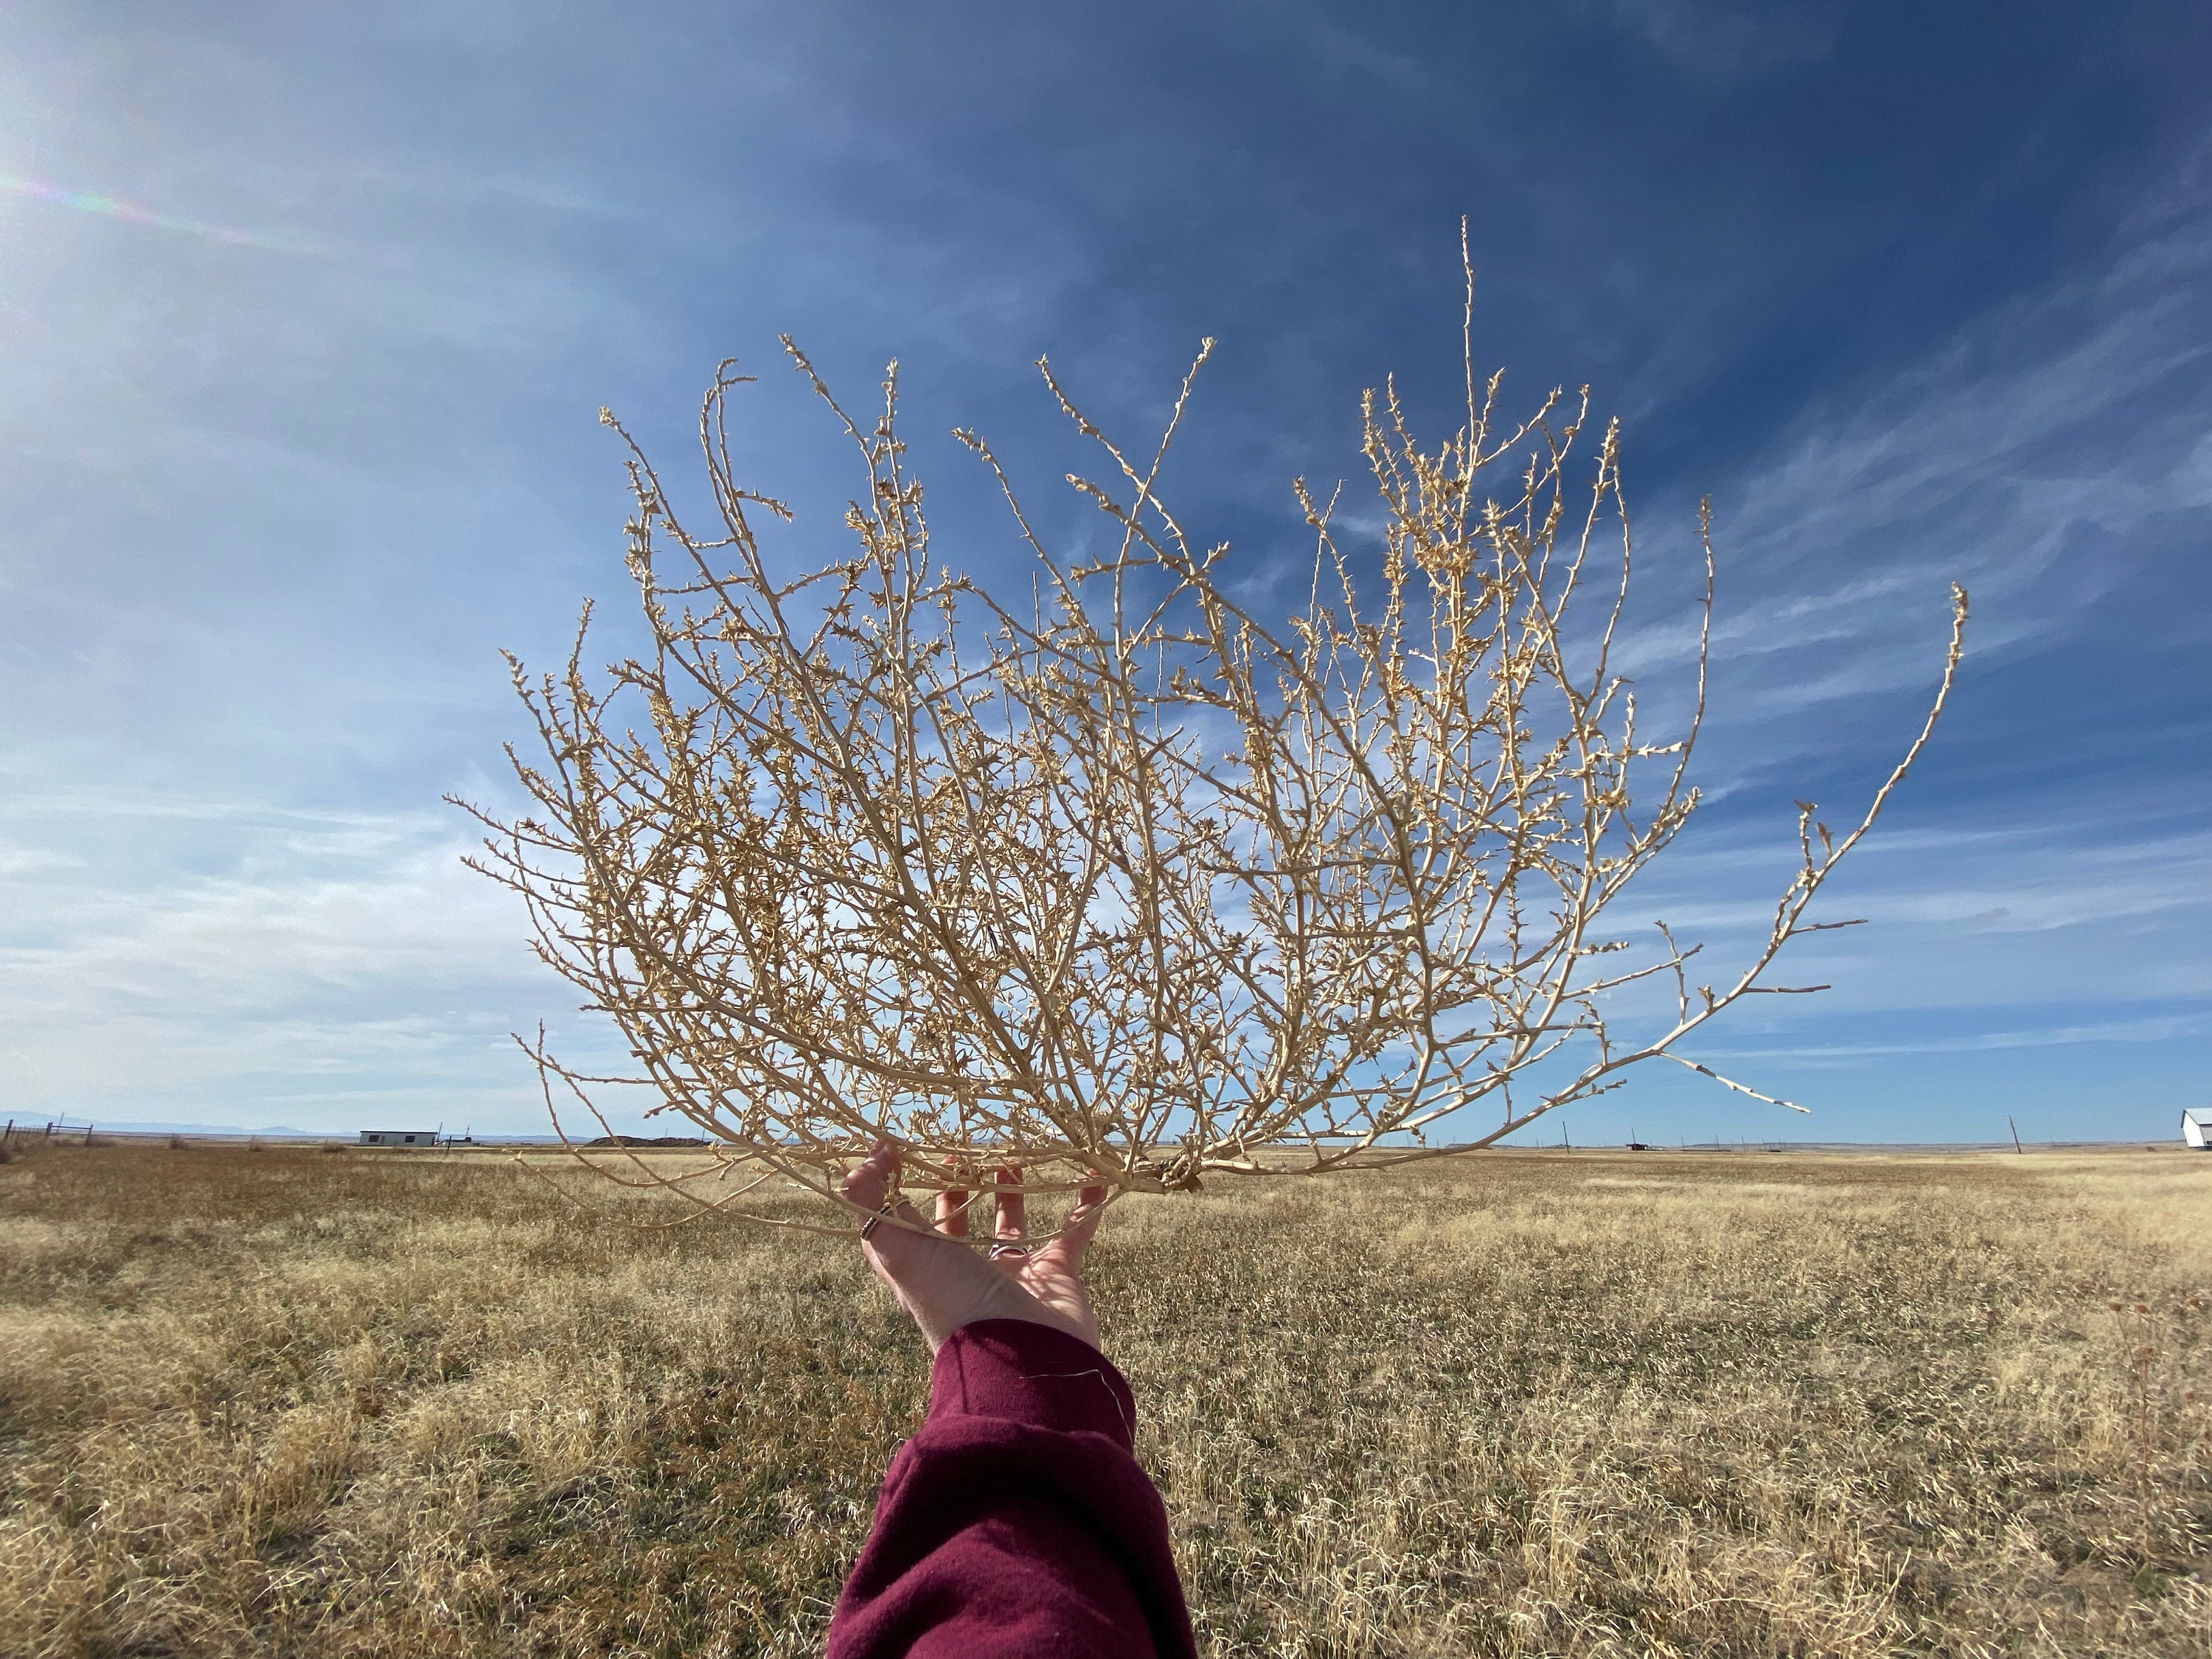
[358, 1129, 437, 1147]
[2183, 1109, 2211, 1150]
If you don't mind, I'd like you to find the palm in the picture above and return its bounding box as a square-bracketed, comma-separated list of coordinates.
[996, 1239, 1097, 1343]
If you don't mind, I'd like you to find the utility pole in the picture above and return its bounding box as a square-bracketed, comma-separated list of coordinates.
[2008, 1115, 2023, 1154]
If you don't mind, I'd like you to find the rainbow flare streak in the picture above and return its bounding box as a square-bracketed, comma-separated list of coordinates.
[0, 173, 328, 257]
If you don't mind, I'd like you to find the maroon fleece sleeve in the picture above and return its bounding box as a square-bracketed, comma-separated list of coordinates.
[826, 1319, 1197, 1659]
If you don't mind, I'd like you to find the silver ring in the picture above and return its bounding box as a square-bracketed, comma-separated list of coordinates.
[990, 1243, 1030, 1260]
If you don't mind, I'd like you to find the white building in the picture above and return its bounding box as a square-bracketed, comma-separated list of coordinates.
[358, 1129, 437, 1147]
[2182, 1109, 2211, 1150]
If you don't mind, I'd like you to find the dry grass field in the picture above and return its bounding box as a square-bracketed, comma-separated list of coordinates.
[2, 1138, 2208, 1657]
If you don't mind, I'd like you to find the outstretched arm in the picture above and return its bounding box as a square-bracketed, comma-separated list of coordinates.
[826, 1147, 1197, 1659]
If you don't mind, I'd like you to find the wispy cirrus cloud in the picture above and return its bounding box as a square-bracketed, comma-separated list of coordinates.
[1593, 0, 1843, 77]
[1612, 198, 2212, 707]
[1703, 1008, 2212, 1062]
[0, 2, 2199, 1147]
[0, 789, 597, 1128]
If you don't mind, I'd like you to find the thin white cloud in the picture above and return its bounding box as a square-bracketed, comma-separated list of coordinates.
[0, 788, 607, 1127]
[0, 5, 2197, 1146]
[1591, 0, 1843, 77]
[1704, 1008, 2212, 1061]
[1599, 209, 2212, 719]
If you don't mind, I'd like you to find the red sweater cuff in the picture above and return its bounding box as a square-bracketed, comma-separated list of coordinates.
[929, 1320, 1138, 1451]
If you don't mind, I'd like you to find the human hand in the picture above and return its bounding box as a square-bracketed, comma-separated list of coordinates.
[841, 1144, 1110, 1354]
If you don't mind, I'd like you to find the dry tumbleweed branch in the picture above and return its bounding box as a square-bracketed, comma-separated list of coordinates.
[458, 256, 1967, 1240]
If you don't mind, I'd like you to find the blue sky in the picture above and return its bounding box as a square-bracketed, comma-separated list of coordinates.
[0, 1, 2205, 1144]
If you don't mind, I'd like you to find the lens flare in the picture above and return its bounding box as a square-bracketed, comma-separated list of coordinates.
[0, 173, 327, 257]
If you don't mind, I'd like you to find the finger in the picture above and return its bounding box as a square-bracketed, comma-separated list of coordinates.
[935, 1185, 970, 1237]
[841, 1141, 900, 1214]
[992, 1165, 1026, 1242]
[1052, 1184, 1110, 1263]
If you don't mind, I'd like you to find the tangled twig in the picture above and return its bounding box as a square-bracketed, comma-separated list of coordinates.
[455, 241, 1966, 1240]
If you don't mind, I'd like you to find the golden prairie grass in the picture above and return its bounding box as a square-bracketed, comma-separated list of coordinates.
[1, 1140, 2207, 1656]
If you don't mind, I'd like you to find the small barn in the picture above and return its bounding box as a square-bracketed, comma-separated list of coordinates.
[2183, 1109, 2212, 1150]
[358, 1129, 437, 1147]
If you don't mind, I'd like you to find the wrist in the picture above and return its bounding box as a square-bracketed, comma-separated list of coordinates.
[917, 1272, 1055, 1350]
[927, 1318, 1133, 1446]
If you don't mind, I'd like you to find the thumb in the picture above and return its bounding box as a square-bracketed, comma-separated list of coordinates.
[841, 1141, 900, 1214]
[845, 1144, 955, 1288]
[1053, 1183, 1111, 1261]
